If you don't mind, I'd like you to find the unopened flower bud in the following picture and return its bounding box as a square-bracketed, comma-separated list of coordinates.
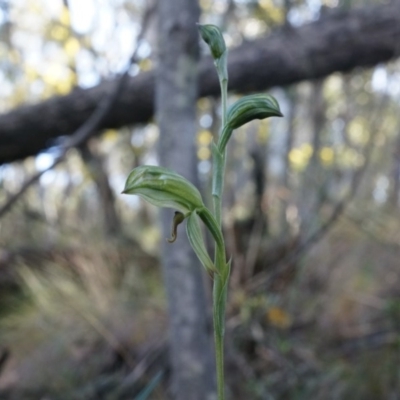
[198, 24, 226, 60]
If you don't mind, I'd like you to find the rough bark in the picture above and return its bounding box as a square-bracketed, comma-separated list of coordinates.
[1, 0, 400, 164]
[156, 1, 216, 399]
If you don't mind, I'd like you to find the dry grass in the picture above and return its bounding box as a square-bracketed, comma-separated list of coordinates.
[0, 200, 400, 399]
[0, 224, 166, 398]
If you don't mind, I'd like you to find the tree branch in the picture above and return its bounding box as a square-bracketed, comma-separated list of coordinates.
[0, 4, 155, 218]
[1, 0, 400, 164]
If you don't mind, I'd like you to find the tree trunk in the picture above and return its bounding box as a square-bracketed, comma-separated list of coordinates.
[156, 1, 216, 399]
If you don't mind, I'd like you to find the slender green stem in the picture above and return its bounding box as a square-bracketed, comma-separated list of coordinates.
[211, 67, 229, 400]
[214, 296, 225, 400]
[220, 77, 228, 129]
[213, 258, 227, 400]
[213, 246, 228, 400]
[215, 333, 224, 400]
[213, 76, 228, 228]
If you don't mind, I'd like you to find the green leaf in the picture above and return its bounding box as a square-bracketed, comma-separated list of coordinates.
[122, 165, 204, 213]
[197, 207, 224, 251]
[218, 94, 283, 151]
[198, 24, 226, 60]
[186, 212, 218, 275]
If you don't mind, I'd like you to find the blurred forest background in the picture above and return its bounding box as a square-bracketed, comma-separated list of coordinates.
[0, 0, 400, 399]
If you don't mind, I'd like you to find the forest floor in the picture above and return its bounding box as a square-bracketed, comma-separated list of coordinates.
[0, 209, 399, 400]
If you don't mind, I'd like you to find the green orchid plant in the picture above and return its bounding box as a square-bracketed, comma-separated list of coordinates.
[123, 25, 282, 400]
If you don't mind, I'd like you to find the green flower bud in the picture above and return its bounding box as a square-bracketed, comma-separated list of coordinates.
[123, 166, 225, 277]
[198, 24, 226, 60]
[218, 94, 283, 151]
[122, 165, 204, 214]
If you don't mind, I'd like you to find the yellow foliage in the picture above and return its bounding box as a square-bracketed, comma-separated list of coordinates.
[348, 117, 370, 146]
[197, 146, 211, 160]
[289, 149, 306, 170]
[322, 0, 339, 6]
[197, 130, 213, 146]
[325, 74, 342, 95]
[139, 58, 152, 71]
[140, 226, 160, 253]
[64, 37, 80, 58]
[41, 63, 75, 95]
[257, 120, 269, 144]
[9, 84, 27, 107]
[103, 130, 119, 142]
[338, 147, 365, 167]
[50, 25, 69, 42]
[60, 6, 71, 26]
[289, 143, 313, 171]
[266, 306, 291, 329]
[319, 146, 334, 166]
[42, 64, 65, 86]
[197, 98, 210, 111]
[55, 80, 72, 95]
[199, 0, 212, 11]
[259, 0, 284, 24]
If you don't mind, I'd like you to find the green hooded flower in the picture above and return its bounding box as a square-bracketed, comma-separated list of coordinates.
[122, 165, 204, 214]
